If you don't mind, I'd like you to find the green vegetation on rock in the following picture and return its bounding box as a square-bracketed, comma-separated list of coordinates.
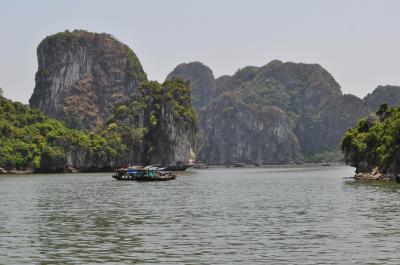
[342, 103, 400, 174]
[0, 96, 126, 172]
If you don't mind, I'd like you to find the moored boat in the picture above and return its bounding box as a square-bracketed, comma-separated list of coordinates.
[112, 166, 177, 181]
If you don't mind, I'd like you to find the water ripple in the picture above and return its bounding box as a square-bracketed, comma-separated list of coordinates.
[1, 166, 400, 264]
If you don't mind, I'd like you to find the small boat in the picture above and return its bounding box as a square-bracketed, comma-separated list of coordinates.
[193, 163, 208, 169]
[164, 164, 191, 171]
[112, 166, 177, 181]
[321, 162, 330, 166]
[151, 162, 191, 171]
[234, 163, 245, 167]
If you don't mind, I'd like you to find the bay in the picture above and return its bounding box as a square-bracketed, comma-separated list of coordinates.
[1, 165, 400, 264]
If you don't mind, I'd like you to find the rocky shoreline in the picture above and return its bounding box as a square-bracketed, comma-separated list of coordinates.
[353, 167, 391, 181]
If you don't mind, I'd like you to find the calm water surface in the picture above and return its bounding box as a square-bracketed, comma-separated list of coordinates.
[1, 165, 400, 264]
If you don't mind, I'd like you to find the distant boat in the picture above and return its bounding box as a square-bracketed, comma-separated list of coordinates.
[151, 163, 192, 171]
[193, 163, 208, 169]
[112, 166, 177, 181]
[164, 164, 192, 171]
[234, 163, 245, 167]
[321, 162, 330, 166]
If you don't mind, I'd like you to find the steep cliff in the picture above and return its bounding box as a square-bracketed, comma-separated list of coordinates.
[136, 80, 197, 165]
[167, 60, 362, 162]
[69, 80, 198, 169]
[29, 30, 147, 130]
[364, 85, 400, 111]
[214, 60, 368, 157]
[199, 92, 301, 164]
[166, 62, 216, 111]
[296, 94, 369, 154]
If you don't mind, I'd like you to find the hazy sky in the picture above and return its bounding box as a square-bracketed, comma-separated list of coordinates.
[1, 0, 399, 103]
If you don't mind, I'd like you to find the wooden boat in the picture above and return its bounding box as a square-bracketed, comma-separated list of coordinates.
[234, 163, 245, 167]
[112, 166, 177, 181]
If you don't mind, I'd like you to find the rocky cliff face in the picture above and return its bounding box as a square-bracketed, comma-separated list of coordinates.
[29, 30, 147, 130]
[213, 60, 368, 156]
[199, 92, 301, 164]
[139, 80, 197, 165]
[167, 60, 356, 163]
[364, 85, 400, 111]
[166, 62, 216, 111]
[296, 94, 369, 154]
[24, 30, 197, 170]
[216, 60, 342, 113]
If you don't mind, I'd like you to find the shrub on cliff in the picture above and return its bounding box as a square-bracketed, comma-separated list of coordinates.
[0, 96, 125, 172]
[341, 103, 400, 174]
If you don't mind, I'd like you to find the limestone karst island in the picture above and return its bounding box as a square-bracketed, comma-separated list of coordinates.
[2, 1, 400, 264]
[1, 29, 400, 181]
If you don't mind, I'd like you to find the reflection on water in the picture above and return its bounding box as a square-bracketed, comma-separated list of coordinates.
[1, 165, 400, 264]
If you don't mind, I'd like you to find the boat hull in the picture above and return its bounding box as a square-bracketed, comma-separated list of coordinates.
[112, 175, 176, 181]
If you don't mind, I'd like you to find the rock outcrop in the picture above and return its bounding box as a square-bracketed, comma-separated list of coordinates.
[364, 85, 400, 111]
[166, 62, 216, 111]
[216, 60, 342, 112]
[296, 94, 370, 155]
[214, 60, 368, 156]
[138, 80, 197, 165]
[199, 92, 301, 164]
[29, 30, 147, 130]
[166, 59, 369, 163]
[21, 30, 197, 171]
[342, 105, 400, 181]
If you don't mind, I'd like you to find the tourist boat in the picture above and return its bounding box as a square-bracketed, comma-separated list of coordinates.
[112, 166, 177, 181]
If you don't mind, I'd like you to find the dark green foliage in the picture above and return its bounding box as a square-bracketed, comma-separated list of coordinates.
[0, 96, 126, 172]
[341, 104, 400, 173]
[64, 107, 82, 130]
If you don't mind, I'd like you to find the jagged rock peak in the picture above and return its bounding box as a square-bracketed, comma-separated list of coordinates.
[364, 85, 400, 111]
[166, 61, 216, 111]
[29, 29, 147, 130]
[216, 60, 342, 110]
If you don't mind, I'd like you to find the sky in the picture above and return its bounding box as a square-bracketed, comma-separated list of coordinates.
[0, 0, 399, 103]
